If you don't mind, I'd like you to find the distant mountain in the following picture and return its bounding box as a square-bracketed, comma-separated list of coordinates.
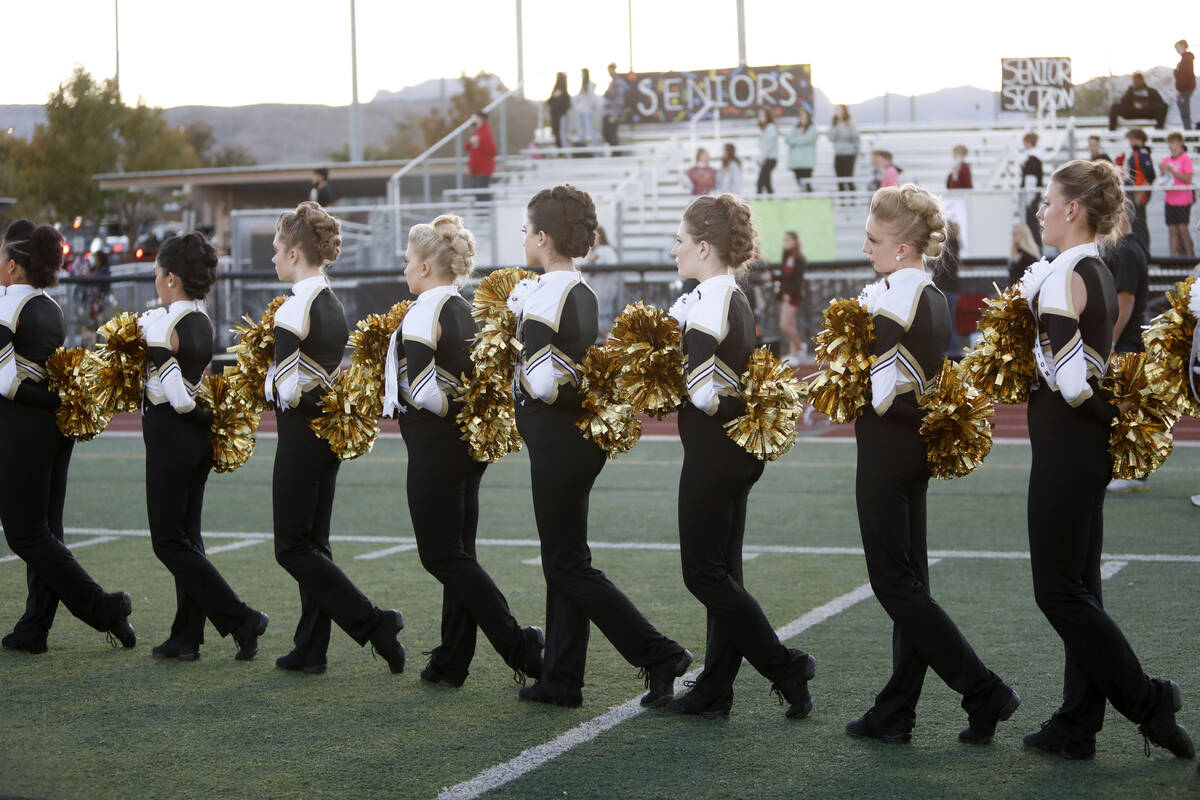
[372, 74, 508, 103]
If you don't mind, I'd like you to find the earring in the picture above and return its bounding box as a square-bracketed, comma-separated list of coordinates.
[895, 255, 902, 262]
[537, 243, 543, 248]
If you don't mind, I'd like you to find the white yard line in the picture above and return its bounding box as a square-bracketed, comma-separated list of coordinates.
[354, 544, 418, 561]
[1099, 560, 1129, 580]
[205, 539, 264, 555]
[0, 535, 117, 564]
[521, 555, 542, 566]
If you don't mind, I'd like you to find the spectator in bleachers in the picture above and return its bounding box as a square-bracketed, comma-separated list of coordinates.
[575, 68, 599, 146]
[934, 221, 963, 356]
[1108, 72, 1169, 131]
[602, 63, 628, 148]
[1087, 135, 1112, 163]
[1020, 133, 1044, 248]
[1175, 40, 1194, 131]
[786, 109, 817, 192]
[717, 143, 743, 195]
[946, 145, 973, 189]
[465, 111, 496, 199]
[776, 231, 807, 366]
[1161, 132, 1195, 257]
[1116, 128, 1155, 250]
[830, 104, 860, 193]
[683, 148, 717, 196]
[585, 226, 621, 334]
[870, 150, 899, 190]
[755, 107, 779, 195]
[1007, 222, 1041, 286]
[309, 168, 332, 206]
[547, 72, 571, 150]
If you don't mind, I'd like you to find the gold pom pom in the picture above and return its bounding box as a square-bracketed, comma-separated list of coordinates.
[958, 285, 1038, 405]
[93, 311, 147, 413]
[45, 346, 114, 441]
[456, 375, 523, 463]
[918, 359, 995, 479]
[1104, 352, 1180, 480]
[203, 370, 262, 473]
[349, 300, 411, 377]
[723, 348, 804, 461]
[1142, 278, 1200, 418]
[226, 295, 288, 412]
[804, 298, 875, 423]
[468, 268, 537, 381]
[576, 345, 642, 458]
[605, 301, 688, 419]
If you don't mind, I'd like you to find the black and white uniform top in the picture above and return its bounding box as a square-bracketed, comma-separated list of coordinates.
[265, 274, 348, 415]
[139, 300, 212, 416]
[511, 270, 597, 412]
[382, 284, 474, 421]
[0, 284, 64, 409]
[1019, 242, 1116, 411]
[670, 273, 754, 420]
[859, 267, 948, 420]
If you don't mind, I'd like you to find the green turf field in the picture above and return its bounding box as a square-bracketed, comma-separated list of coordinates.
[2, 436, 1199, 799]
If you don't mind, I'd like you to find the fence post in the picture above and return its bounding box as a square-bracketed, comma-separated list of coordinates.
[423, 161, 431, 205]
[455, 135, 464, 193]
[499, 99, 509, 157]
[615, 199, 624, 262]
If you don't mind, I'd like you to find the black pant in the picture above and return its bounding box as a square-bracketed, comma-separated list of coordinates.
[834, 154, 857, 192]
[792, 167, 813, 191]
[400, 416, 523, 684]
[273, 411, 382, 661]
[0, 398, 119, 635]
[517, 405, 682, 697]
[1027, 386, 1156, 731]
[602, 115, 620, 147]
[144, 411, 251, 646]
[678, 404, 798, 697]
[854, 406, 1001, 729]
[1108, 101, 1168, 130]
[756, 158, 777, 194]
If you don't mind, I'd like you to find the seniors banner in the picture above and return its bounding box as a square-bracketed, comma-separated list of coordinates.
[616, 64, 813, 123]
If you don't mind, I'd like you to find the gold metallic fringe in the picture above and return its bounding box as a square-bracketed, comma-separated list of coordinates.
[605, 301, 687, 419]
[202, 371, 261, 473]
[918, 359, 995, 479]
[93, 311, 147, 413]
[1104, 352, 1180, 480]
[803, 298, 875, 424]
[311, 300, 412, 461]
[577, 345, 642, 458]
[1142, 278, 1200, 418]
[457, 376, 523, 463]
[958, 285, 1038, 405]
[45, 346, 113, 441]
[468, 268, 537, 380]
[724, 348, 804, 461]
[227, 295, 288, 412]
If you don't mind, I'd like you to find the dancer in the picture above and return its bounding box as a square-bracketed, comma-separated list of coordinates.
[0, 220, 135, 653]
[384, 215, 544, 687]
[1021, 160, 1192, 761]
[777, 231, 808, 366]
[268, 201, 405, 676]
[665, 194, 816, 720]
[142, 232, 269, 661]
[513, 184, 692, 708]
[846, 185, 1020, 745]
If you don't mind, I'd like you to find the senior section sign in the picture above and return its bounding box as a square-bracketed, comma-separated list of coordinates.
[619, 65, 813, 123]
[1000, 57, 1073, 112]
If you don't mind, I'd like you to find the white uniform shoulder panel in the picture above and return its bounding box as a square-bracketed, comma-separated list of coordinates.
[0, 286, 43, 329]
[685, 274, 737, 340]
[275, 275, 329, 337]
[872, 269, 931, 330]
[522, 271, 582, 329]
[402, 286, 457, 347]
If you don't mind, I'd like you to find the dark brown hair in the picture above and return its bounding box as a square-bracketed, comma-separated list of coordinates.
[682, 193, 757, 274]
[3, 220, 63, 288]
[277, 200, 341, 266]
[527, 185, 597, 259]
[158, 232, 218, 299]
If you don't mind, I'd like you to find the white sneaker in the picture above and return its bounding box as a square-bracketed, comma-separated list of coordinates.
[1190, 495, 1200, 508]
[1107, 478, 1149, 493]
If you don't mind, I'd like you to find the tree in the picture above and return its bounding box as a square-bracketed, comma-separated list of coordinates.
[110, 101, 202, 233]
[185, 120, 257, 167]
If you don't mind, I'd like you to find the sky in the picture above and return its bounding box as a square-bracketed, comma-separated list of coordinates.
[3, 0, 1185, 110]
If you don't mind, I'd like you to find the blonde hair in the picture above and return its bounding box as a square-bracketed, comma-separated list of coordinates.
[277, 201, 341, 266]
[408, 214, 475, 285]
[1049, 159, 1125, 247]
[1011, 223, 1040, 260]
[869, 184, 948, 259]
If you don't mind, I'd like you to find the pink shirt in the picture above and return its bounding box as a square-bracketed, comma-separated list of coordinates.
[880, 165, 900, 188]
[1162, 151, 1194, 206]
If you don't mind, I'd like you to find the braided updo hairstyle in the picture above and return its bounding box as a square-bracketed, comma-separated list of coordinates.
[869, 184, 948, 259]
[277, 200, 341, 266]
[158, 232, 218, 299]
[527, 184, 598, 259]
[3, 219, 64, 289]
[408, 214, 475, 285]
[681, 193, 758, 275]
[1049, 159, 1126, 246]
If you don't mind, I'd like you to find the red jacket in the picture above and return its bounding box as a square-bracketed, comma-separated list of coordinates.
[466, 121, 496, 177]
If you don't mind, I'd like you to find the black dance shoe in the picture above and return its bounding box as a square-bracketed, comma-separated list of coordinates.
[2, 633, 48, 654]
[233, 610, 269, 661]
[420, 663, 465, 688]
[275, 651, 327, 675]
[1022, 717, 1096, 760]
[518, 681, 583, 709]
[511, 626, 545, 685]
[369, 610, 406, 674]
[667, 680, 733, 719]
[771, 650, 817, 720]
[105, 592, 136, 649]
[639, 648, 694, 708]
[1139, 679, 1195, 759]
[959, 683, 1021, 745]
[151, 639, 200, 661]
[845, 710, 913, 744]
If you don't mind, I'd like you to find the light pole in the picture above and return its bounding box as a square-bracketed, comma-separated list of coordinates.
[114, 0, 120, 97]
[736, 0, 746, 67]
[349, 0, 363, 162]
[515, 0, 524, 98]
